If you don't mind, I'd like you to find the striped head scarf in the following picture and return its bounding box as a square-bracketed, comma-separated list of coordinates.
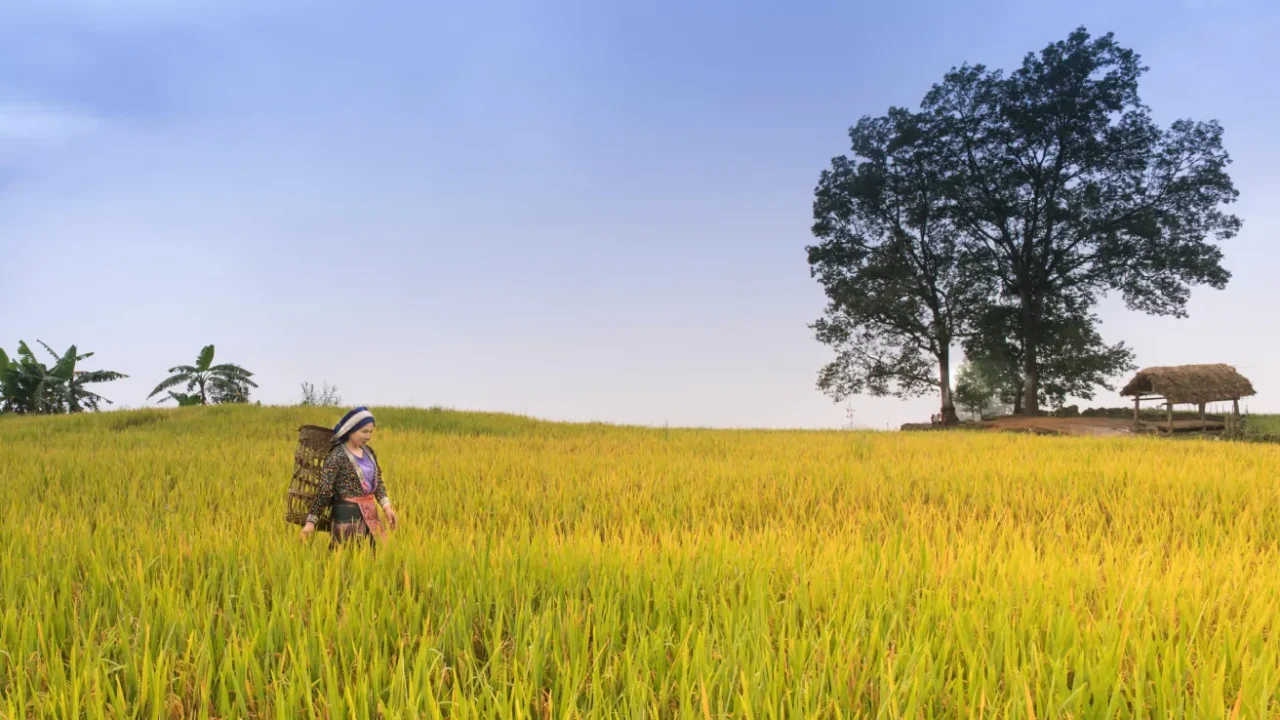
[333, 406, 375, 444]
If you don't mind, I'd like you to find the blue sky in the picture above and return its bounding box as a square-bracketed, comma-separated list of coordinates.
[2, 0, 1276, 429]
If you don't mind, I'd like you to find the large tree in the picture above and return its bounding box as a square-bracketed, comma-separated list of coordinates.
[923, 28, 1240, 414]
[808, 108, 982, 425]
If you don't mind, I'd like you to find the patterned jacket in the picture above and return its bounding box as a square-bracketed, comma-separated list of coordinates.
[306, 444, 393, 525]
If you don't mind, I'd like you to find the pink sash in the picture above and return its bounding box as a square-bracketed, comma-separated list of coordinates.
[347, 494, 386, 541]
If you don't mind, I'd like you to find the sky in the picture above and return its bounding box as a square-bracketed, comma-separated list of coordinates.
[1, 0, 1277, 430]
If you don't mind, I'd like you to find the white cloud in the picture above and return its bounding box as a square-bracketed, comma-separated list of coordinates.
[0, 103, 103, 146]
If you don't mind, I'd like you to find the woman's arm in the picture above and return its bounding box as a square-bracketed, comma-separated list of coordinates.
[367, 448, 398, 529]
[369, 447, 392, 509]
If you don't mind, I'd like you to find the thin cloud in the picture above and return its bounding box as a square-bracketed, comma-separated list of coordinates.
[0, 103, 103, 145]
[0, 0, 296, 30]
[6, 0, 242, 15]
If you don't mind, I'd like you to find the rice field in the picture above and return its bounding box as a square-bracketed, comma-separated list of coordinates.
[3, 405, 1280, 718]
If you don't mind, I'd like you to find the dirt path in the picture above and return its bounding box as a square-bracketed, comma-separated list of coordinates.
[977, 416, 1135, 436]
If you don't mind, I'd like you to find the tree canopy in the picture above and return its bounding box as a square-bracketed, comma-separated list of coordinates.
[808, 109, 982, 424]
[808, 27, 1239, 417]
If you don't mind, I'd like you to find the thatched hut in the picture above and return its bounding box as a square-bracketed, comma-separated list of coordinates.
[1120, 364, 1256, 433]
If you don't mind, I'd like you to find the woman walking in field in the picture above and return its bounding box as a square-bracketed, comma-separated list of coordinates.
[300, 407, 399, 547]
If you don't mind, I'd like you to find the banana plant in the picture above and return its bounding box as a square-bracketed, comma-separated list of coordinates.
[166, 391, 204, 407]
[0, 341, 126, 413]
[63, 349, 129, 413]
[148, 344, 257, 406]
[1, 341, 64, 413]
[0, 348, 18, 413]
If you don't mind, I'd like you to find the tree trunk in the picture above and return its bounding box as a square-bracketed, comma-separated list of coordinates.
[937, 348, 960, 425]
[1009, 364, 1024, 415]
[1020, 292, 1041, 416]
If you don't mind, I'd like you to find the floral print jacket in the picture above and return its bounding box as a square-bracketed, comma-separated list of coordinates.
[306, 444, 392, 525]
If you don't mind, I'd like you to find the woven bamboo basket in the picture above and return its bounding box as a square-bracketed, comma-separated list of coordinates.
[285, 424, 334, 531]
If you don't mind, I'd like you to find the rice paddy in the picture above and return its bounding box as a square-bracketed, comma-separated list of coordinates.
[3, 405, 1279, 718]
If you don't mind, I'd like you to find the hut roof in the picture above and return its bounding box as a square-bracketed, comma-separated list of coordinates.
[1119, 364, 1256, 405]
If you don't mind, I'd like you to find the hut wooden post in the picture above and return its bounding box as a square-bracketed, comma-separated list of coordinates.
[1200, 402, 1207, 432]
[1132, 396, 1140, 429]
[1232, 398, 1241, 436]
[1166, 402, 1173, 435]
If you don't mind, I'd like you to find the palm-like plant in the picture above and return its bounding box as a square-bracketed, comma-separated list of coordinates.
[12, 342, 65, 413]
[48, 342, 129, 412]
[0, 347, 38, 413]
[0, 341, 128, 413]
[165, 391, 205, 407]
[148, 344, 257, 406]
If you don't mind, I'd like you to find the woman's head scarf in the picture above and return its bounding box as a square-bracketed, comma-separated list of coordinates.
[333, 406, 375, 444]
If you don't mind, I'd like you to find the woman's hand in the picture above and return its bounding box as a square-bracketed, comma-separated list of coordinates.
[385, 507, 399, 531]
[300, 521, 316, 541]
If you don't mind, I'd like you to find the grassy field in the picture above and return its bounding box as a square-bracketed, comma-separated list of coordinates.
[3, 406, 1280, 718]
[1243, 414, 1280, 441]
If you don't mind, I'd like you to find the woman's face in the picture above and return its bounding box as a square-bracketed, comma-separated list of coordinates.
[350, 424, 374, 447]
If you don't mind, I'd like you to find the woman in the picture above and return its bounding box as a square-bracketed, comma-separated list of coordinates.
[300, 406, 399, 547]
